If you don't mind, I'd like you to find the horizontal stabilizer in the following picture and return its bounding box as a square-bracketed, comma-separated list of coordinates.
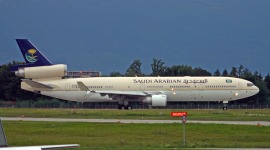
[22, 79, 54, 89]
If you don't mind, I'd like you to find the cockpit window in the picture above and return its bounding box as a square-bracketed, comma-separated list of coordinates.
[247, 83, 254, 87]
[226, 79, 232, 83]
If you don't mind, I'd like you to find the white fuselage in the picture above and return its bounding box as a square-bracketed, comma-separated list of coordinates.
[22, 76, 259, 103]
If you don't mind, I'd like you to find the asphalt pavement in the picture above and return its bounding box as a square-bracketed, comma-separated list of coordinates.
[1, 117, 269, 126]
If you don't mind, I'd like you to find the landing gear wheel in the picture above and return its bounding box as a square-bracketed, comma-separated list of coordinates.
[126, 105, 132, 110]
[222, 101, 228, 110]
[118, 105, 125, 110]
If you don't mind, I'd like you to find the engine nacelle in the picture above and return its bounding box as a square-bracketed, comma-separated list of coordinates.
[15, 64, 67, 79]
[143, 95, 167, 107]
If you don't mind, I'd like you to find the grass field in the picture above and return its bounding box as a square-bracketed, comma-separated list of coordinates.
[3, 121, 270, 150]
[1, 108, 270, 149]
[1, 108, 270, 121]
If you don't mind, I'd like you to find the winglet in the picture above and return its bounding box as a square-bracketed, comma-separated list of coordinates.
[77, 81, 90, 91]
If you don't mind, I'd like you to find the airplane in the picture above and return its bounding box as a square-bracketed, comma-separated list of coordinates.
[11, 39, 259, 110]
[0, 119, 79, 150]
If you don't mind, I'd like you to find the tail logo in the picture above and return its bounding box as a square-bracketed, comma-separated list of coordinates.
[25, 49, 38, 63]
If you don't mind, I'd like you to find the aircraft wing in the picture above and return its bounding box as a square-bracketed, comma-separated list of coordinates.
[40, 144, 80, 149]
[22, 79, 54, 89]
[94, 90, 148, 96]
[94, 91, 163, 97]
[0, 144, 80, 150]
[77, 82, 162, 97]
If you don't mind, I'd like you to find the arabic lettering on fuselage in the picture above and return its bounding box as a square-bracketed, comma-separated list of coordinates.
[183, 79, 208, 84]
[133, 79, 208, 84]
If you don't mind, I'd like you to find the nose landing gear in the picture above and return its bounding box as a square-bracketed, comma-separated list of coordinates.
[222, 101, 228, 110]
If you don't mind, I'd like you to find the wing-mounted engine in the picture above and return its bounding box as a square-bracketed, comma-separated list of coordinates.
[143, 95, 167, 107]
[15, 64, 67, 79]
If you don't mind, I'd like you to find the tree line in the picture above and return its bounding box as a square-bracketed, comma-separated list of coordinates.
[1, 59, 270, 105]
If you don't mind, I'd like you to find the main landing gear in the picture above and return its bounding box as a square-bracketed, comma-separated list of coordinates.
[118, 104, 133, 110]
[117, 97, 133, 110]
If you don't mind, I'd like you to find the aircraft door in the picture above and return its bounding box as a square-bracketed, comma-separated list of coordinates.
[238, 82, 242, 89]
[198, 83, 204, 90]
[140, 83, 145, 91]
[65, 83, 70, 91]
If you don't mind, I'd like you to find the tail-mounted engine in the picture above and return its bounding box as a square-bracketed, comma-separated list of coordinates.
[15, 64, 67, 79]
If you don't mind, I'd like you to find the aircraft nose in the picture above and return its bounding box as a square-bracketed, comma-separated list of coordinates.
[254, 85, 260, 94]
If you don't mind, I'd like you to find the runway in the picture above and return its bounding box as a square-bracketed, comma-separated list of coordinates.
[1, 117, 269, 126]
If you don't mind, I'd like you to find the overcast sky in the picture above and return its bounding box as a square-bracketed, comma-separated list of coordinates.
[1, 0, 270, 75]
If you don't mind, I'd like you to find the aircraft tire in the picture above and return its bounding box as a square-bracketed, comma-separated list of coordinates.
[118, 105, 125, 110]
[126, 105, 132, 110]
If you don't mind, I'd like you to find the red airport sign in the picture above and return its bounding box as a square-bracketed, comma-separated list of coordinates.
[170, 112, 187, 117]
[171, 111, 187, 146]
